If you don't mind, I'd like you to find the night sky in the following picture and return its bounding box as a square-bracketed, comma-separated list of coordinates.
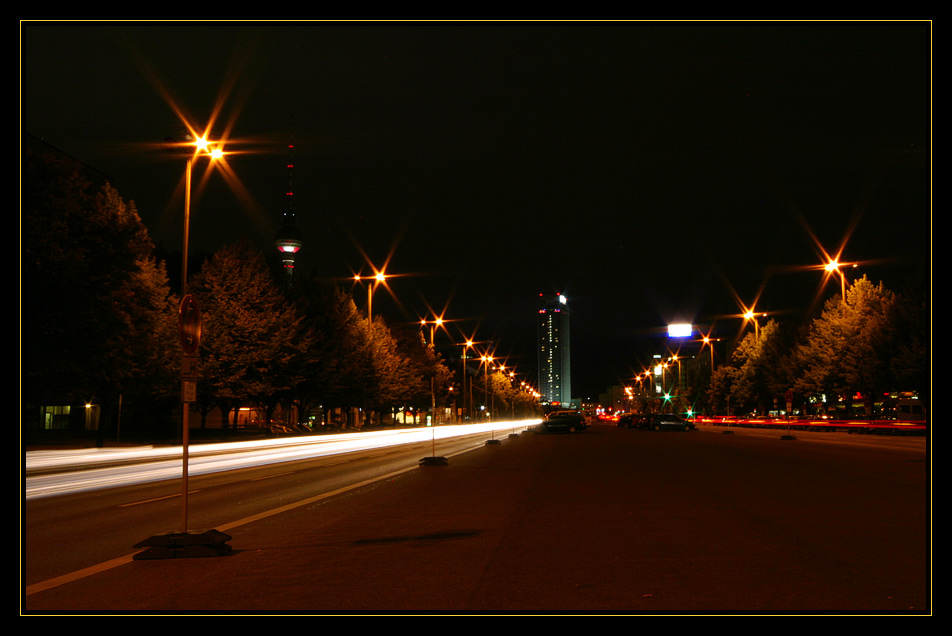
[21, 20, 931, 400]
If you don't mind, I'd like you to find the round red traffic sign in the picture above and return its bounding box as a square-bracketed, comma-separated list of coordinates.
[178, 294, 202, 355]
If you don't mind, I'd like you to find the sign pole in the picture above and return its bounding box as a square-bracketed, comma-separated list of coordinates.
[132, 295, 230, 559]
[178, 294, 201, 532]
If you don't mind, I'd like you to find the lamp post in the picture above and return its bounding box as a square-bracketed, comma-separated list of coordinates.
[744, 309, 766, 339]
[824, 259, 856, 305]
[462, 339, 474, 422]
[702, 335, 719, 371]
[671, 355, 682, 396]
[481, 354, 493, 422]
[180, 134, 222, 294]
[179, 135, 221, 534]
[135, 131, 231, 558]
[354, 271, 387, 321]
[420, 316, 451, 465]
[421, 317, 444, 425]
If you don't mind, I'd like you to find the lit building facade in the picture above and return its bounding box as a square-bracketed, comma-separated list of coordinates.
[537, 293, 572, 406]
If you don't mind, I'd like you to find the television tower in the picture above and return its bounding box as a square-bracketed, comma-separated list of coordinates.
[274, 137, 303, 285]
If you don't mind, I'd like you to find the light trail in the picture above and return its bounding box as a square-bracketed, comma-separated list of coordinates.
[23, 420, 539, 500]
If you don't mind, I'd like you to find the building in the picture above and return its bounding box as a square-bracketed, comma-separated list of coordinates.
[537, 293, 572, 406]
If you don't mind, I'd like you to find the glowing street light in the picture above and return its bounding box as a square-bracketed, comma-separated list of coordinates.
[137, 128, 232, 557]
[743, 309, 767, 339]
[701, 334, 720, 370]
[420, 315, 448, 426]
[824, 258, 856, 305]
[420, 316, 445, 345]
[180, 133, 224, 295]
[456, 334, 488, 423]
[177, 132, 226, 535]
[481, 353, 494, 422]
[462, 339, 475, 422]
[353, 270, 388, 320]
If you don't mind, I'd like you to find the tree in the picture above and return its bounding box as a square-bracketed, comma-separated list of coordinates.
[708, 365, 739, 415]
[887, 280, 930, 414]
[114, 255, 180, 404]
[292, 279, 374, 426]
[486, 370, 523, 419]
[22, 143, 178, 437]
[794, 276, 898, 414]
[189, 241, 310, 427]
[720, 320, 783, 415]
[389, 322, 455, 421]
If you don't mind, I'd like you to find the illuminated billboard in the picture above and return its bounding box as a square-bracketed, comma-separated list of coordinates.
[668, 323, 692, 338]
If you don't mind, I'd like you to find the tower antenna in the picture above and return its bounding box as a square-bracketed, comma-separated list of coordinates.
[274, 124, 303, 284]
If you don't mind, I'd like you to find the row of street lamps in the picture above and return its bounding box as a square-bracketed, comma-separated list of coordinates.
[622, 250, 860, 416]
[418, 317, 540, 425]
[158, 123, 543, 544]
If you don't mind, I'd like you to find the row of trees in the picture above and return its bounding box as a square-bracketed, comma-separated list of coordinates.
[473, 365, 544, 422]
[703, 275, 929, 418]
[23, 142, 182, 438]
[22, 142, 479, 441]
[188, 240, 457, 430]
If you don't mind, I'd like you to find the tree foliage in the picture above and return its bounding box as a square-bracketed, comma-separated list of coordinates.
[190, 241, 311, 425]
[724, 319, 795, 414]
[706, 274, 929, 417]
[22, 145, 179, 421]
[291, 279, 373, 417]
[20, 147, 483, 435]
[794, 276, 897, 404]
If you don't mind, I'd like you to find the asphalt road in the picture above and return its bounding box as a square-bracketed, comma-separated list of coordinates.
[22, 424, 931, 615]
[22, 428, 500, 586]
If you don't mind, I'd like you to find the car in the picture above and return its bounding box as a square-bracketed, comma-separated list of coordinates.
[618, 413, 651, 429]
[646, 413, 694, 431]
[538, 410, 587, 433]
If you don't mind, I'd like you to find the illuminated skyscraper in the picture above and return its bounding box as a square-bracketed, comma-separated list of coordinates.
[537, 293, 572, 406]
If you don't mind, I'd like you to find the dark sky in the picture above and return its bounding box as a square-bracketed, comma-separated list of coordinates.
[21, 20, 931, 400]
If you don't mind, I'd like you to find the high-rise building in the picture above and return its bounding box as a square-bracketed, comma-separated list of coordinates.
[537, 293, 572, 406]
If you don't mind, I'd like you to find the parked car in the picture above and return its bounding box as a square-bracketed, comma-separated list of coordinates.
[617, 413, 649, 428]
[539, 410, 587, 433]
[646, 413, 694, 431]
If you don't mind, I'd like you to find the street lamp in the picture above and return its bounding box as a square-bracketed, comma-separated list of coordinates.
[702, 335, 719, 371]
[353, 271, 387, 320]
[670, 355, 682, 396]
[824, 259, 856, 305]
[420, 316, 446, 425]
[462, 340, 474, 422]
[481, 353, 494, 422]
[743, 309, 766, 339]
[180, 134, 223, 294]
[136, 130, 231, 558]
[178, 133, 223, 534]
[421, 316, 444, 345]
[654, 360, 667, 392]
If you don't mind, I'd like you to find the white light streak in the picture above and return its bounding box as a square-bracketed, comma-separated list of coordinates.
[24, 421, 539, 500]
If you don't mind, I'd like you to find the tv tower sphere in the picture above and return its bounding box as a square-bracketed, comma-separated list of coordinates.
[275, 141, 302, 280]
